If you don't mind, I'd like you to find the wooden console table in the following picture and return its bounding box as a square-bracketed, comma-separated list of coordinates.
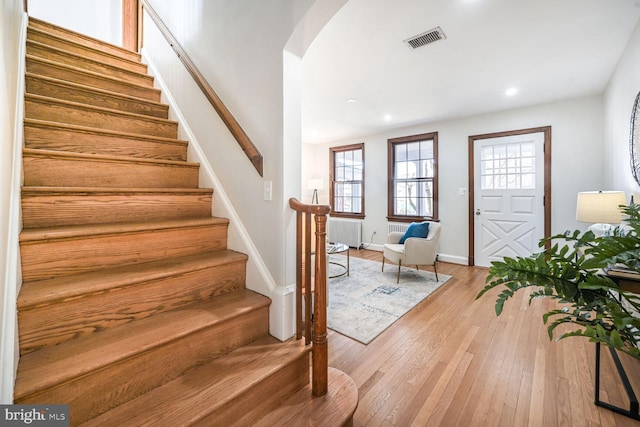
[594, 274, 640, 421]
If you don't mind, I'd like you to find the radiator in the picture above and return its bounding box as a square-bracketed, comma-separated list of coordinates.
[327, 218, 362, 248]
[388, 223, 410, 234]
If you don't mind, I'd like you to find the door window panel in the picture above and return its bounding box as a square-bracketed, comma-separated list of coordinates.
[480, 142, 535, 190]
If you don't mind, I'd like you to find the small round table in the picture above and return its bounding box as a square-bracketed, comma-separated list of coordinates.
[327, 243, 350, 278]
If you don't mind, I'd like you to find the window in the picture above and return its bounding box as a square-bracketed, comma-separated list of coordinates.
[480, 141, 535, 190]
[330, 143, 364, 218]
[388, 132, 438, 222]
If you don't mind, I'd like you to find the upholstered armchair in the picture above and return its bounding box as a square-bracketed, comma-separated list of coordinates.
[382, 221, 441, 283]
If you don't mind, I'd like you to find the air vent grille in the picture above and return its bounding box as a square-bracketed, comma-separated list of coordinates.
[404, 27, 446, 50]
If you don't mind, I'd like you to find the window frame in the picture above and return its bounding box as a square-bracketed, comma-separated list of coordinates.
[387, 132, 439, 222]
[329, 143, 365, 219]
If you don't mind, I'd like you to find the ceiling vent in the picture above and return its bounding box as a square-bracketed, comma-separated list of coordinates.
[404, 27, 446, 50]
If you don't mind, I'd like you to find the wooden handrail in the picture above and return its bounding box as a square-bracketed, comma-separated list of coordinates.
[140, 0, 264, 176]
[289, 198, 330, 397]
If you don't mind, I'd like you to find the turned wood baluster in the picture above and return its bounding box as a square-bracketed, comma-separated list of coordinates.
[294, 209, 313, 345]
[312, 212, 328, 396]
[304, 212, 312, 344]
[294, 210, 303, 341]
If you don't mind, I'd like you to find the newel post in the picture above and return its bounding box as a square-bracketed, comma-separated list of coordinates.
[313, 212, 328, 396]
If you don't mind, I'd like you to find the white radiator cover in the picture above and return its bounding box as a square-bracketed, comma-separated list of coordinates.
[327, 218, 362, 248]
[388, 223, 410, 234]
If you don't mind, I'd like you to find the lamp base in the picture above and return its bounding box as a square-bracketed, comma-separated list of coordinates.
[587, 223, 615, 237]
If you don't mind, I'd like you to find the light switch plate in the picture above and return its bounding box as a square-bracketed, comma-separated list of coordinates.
[263, 181, 272, 201]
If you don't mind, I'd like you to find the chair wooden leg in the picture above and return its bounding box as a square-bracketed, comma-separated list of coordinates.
[396, 260, 402, 283]
[381, 256, 385, 272]
[434, 263, 438, 281]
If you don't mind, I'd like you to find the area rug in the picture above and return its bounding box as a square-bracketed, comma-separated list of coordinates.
[326, 255, 451, 344]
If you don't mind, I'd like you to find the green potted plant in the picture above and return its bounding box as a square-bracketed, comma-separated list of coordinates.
[477, 204, 640, 360]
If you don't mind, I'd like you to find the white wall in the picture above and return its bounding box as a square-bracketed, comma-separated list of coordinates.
[303, 95, 605, 264]
[604, 19, 640, 200]
[0, 0, 26, 403]
[143, 0, 318, 285]
[140, 0, 325, 338]
[28, 0, 122, 46]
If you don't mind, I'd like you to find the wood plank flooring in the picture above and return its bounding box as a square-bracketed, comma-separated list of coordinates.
[328, 249, 640, 426]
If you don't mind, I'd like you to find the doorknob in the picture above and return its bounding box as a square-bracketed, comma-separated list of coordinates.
[475, 209, 481, 215]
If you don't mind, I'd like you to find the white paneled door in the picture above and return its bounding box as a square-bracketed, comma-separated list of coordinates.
[473, 132, 545, 267]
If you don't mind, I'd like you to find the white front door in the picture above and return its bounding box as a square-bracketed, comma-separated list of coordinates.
[473, 132, 545, 267]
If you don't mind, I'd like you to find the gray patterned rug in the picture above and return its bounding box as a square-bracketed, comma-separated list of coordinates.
[327, 255, 451, 344]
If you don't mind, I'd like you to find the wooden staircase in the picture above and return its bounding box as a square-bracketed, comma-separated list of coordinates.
[15, 17, 357, 426]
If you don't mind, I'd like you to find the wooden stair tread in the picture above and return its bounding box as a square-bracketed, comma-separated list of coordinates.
[26, 73, 168, 111]
[19, 217, 229, 243]
[21, 186, 214, 228]
[26, 55, 160, 100]
[14, 290, 271, 400]
[18, 250, 246, 309]
[25, 93, 177, 126]
[28, 17, 140, 62]
[21, 186, 212, 196]
[26, 39, 152, 83]
[24, 118, 187, 147]
[25, 94, 178, 139]
[81, 336, 310, 426]
[27, 26, 146, 72]
[254, 367, 359, 427]
[22, 148, 197, 168]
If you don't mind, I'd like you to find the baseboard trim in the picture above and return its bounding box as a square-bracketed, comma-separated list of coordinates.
[437, 254, 468, 265]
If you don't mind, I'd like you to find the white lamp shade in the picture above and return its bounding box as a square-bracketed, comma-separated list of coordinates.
[307, 178, 324, 190]
[576, 191, 627, 224]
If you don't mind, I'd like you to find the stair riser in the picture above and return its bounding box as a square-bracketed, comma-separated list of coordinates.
[27, 57, 160, 102]
[26, 75, 169, 119]
[28, 18, 141, 62]
[22, 192, 212, 228]
[16, 307, 270, 425]
[19, 260, 247, 354]
[24, 122, 187, 161]
[27, 28, 147, 74]
[197, 353, 310, 427]
[25, 97, 177, 138]
[20, 223, 228, 281]
[23, 155, 198, 189]
[27, 42, 153, 86]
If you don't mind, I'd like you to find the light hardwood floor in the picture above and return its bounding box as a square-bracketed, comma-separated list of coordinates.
[327, 249, 640, 427]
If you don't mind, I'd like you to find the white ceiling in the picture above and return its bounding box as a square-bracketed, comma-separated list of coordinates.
[301, 0, 640, 144]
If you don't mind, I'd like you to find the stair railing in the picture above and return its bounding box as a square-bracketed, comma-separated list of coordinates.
[138, 0, 264, 177]
[289, 198, 330, 397]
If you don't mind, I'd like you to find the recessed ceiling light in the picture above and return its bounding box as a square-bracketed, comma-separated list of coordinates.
[346, 98, 357, 103]
[383, 114, 392, 122]
[505, 87, 518, 97]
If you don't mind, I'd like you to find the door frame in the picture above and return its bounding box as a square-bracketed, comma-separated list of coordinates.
[468, 126, 552, 266]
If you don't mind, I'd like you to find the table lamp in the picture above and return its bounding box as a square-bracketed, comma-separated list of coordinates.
[576, 191, 627, 237]
[307, 179, 324, 204]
